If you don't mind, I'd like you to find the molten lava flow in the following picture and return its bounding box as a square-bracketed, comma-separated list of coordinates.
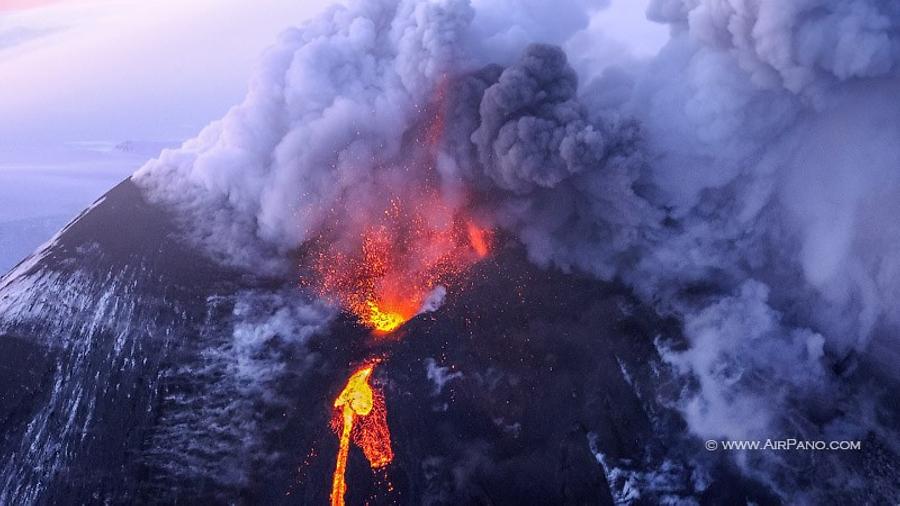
[309, 84, 493, 502]
[310, 194, 492, 336]
[366, 301, 407, 334]
[330, 364, 393, 506]
[354, 385, 393, 468]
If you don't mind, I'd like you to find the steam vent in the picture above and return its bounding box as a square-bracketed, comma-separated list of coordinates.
[2, 1, 899, 505]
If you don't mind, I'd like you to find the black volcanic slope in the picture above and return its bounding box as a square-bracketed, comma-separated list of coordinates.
[0, 179, 777, 505]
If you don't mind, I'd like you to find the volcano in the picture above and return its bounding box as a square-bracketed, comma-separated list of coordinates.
[0, 178, 789, 505]
[6, 0, 900, 502]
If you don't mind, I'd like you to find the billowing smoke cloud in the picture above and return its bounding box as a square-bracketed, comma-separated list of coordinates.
[621, 1, 900, 499]
[137, 0, 473, 271]
[135, 0, 900, 502]
[134, 0, 598, 273]
[441, 43, 658, 279]
[648, 0, 900, 94]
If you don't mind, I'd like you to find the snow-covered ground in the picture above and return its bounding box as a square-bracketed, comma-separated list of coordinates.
[0, 141, 176, 274]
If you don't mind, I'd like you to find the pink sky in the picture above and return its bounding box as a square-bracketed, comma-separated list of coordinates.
[0, 0, 72, 12]
[0, 0, 665, 145]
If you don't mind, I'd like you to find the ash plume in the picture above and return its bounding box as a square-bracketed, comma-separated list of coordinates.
[134, 0, 900, 503]
[444, 43, 659, 279]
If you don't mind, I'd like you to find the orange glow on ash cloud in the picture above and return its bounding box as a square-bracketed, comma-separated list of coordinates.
[302, 79, 492, 336]
[466, 221, 491, 258]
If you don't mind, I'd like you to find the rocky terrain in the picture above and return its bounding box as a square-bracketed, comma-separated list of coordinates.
[0, 179, 778, 504]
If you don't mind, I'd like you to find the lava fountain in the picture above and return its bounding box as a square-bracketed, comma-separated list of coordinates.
[304, 80, 490, 337]
[319, 204, 490, 503]
[309, 193, 491, 336]
[309, 85, 493, 504]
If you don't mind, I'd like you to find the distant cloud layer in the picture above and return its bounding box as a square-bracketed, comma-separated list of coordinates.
[0, 25, 59, 49]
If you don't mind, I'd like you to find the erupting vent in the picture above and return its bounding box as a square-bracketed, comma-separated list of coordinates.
[310, 194, 490, 335]
[308, 85, 494, 503]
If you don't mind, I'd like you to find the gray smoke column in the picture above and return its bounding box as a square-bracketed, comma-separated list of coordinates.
[135, 0, 900, 503]
[136, 0, 475, 273]
[134, 0, 598, 273]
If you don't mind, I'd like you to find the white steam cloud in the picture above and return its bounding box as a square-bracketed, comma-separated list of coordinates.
[134, 0, 900, 502]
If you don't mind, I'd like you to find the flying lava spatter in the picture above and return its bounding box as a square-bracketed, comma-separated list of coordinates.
[323, 211, 489, 501]
[312, 205, 491, 335]
[304, 80, 491, 337]
[315, 84, 493, 503]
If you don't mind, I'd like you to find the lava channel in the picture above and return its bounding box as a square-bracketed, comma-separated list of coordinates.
[330, 364, 393, 506]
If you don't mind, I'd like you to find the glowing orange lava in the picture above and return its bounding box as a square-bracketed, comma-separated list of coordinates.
[330, 365, 393, 506]
[310, 194, 491, 336]
[366, 300, 408, 334]
[302, 79, 492, 336]
[467, 221, 491, 258]
[310, 83, 494, 503]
